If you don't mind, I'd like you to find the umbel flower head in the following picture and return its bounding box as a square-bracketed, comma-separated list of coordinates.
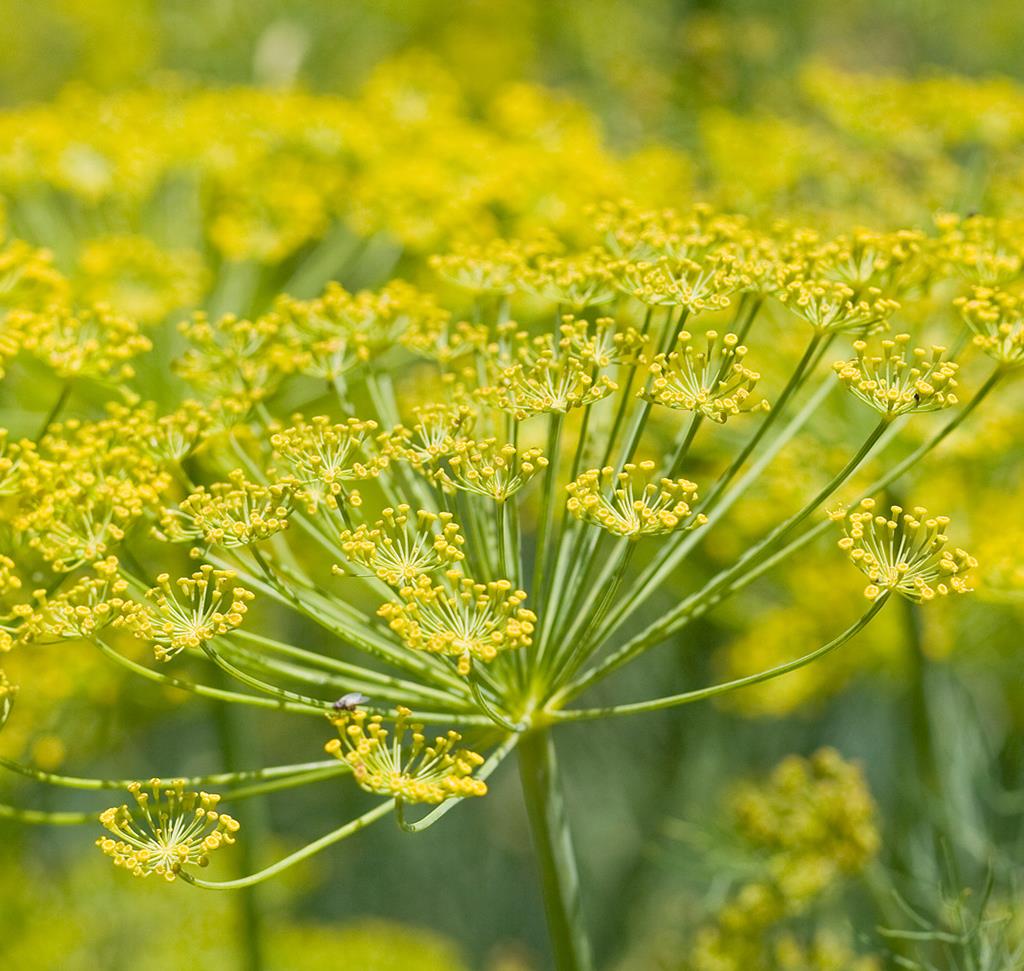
[935, 211, 1024, 286]
[26, 556, 127, 641]
[155, 470, 291, 552]
[433, 439, 548, 501]
[271, 415, 387, 513]
[731, 747, 879, 902]
[476, 319, 623, 419]
[836, 499, 977, 602]
[954, 286, 1024, 368]
[275, 280, 440, 377]
[175, 309, 300, 409]
[429, 237, 532, 294]
[379, 576, 536, 676]
[566, 462, 706, 538]
[16, 472, 156, 572]
[617, 254, 741, 313]
[0, 239, 69, 321]
[524, 249, 618, 311]
[642, 330, 769, 423]
[817, 227, 924, 294]
[0, 556, 33, 653]
[386, 403, 477, 469]
[338, 506, 465, 586]
[325, 706, 487, 804]
[522, 250, 619, 310]
[13, 303, 152, 382]
[116, 567, 254, 662]
[832, 335, 959, 419]
[97, 779, 240, 881]
[109, 400, 213, 464]
[777, 279, 898, 335]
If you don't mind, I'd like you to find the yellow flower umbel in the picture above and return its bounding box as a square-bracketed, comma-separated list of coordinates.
[338, 506, 465, 586]
[386, 403, 477, 470]
[936, 211, 1024, 286]
[27, 556, 127, 641]
[429, 237, 532, 295]
[324, 706, 487, 804]
[617, 254, 740, 313]
[175, 310, 299, 410]
[13, 304, 152, 382]
[400, 314, 487, 367]
[731, 748, 879, 903]
[12, 416, 171, 571]
[817, 227, 924, 294]
[117, 567, 254, 662]
[955, 286, 1024, 368]
[275, 281, 437, 378]
[97, 780, 240, 882]
[837, 499, 977, 602]
[379, 576, 535, 676]
[0, 556, 33, 653]
[778, 279, 898, 335]
[566, 462, 706, 538]
[476, 319, 627, 420]
[110, 400, 213, 464]
[0, 239, 69, 320]
[17, 471, 156, 572]
[155, 470, 291, 552]
[434, 439, 548, 501]
[643, 330, 769, 423]
[270, 416, 387, 513]
[833, 335, 959, 420]
[523, 251, 619, 311]
[688, 748, 881, 971]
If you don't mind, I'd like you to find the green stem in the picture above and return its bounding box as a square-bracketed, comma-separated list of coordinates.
[212, 683, 267, 971]
[560, 360, 836, 675]
[202, 641, 332, 712]
[530, 412, 565, 618]
[562, 412, 888, 697]
[37, 381, 72, 440]
[0, 802, 94, 825]
[551, 595, 888, 721]
[223, 636, 470, 710]
[518, 729, 593, 971]
[0, 755, 340, 792]
[704, 331, 826, 507]
[94, 639, 324, 716]
[183, 800, 395, 889]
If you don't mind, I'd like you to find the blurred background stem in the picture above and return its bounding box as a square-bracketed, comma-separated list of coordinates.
[213, 685, 268, 971]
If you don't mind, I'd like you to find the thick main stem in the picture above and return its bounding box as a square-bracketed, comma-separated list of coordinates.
[518, 729, 593, 971]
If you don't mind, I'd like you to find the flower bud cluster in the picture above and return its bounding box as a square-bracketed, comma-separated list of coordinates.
[338, 506, 465, 586]
[97, 780, 240, 881]
[833, 335, 959, 419]
[836, 499, 977, 601]
[566, 462, 706, 538]
[325, 705, 487, 804]
[116, 566, 254, 662]
[379, 576, 536, 676]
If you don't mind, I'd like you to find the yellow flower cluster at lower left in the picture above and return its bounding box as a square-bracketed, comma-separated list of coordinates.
[97, 780, 240, 882]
